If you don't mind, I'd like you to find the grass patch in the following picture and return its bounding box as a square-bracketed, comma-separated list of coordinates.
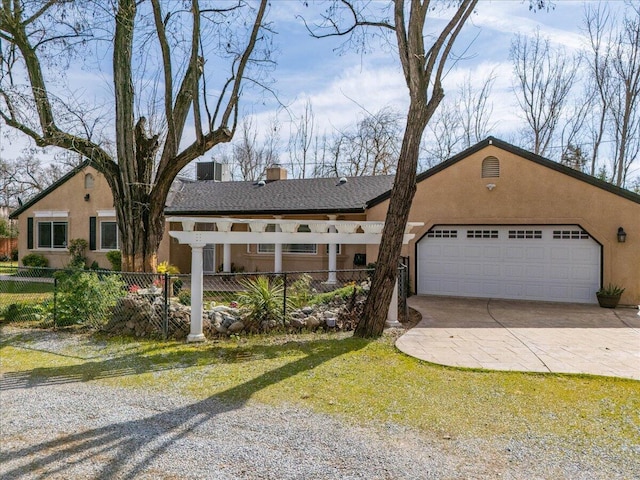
[1, 328, 638, 454]
[0, 280, 55, 311]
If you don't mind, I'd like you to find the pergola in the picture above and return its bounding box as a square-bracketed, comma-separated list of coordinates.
[168, 217, 423, 342]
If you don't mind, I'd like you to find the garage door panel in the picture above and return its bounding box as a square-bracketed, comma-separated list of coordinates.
[525, 265, 545, 279]
[417, 225, 600, 303]
[464, 246, 483, 258]
[548, 265, 570, 280]
[525, 247, 545, 260]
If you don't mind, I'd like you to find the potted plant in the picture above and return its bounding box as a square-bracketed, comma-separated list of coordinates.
[596, 284, 625, 308]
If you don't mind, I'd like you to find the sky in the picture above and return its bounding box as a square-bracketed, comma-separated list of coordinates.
[1, 0, 637, 182]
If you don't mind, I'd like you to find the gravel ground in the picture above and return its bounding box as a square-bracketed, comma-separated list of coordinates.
[1, 330, 638, 480]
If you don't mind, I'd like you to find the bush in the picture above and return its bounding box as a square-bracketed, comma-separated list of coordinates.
[11, 247, 18, 261]
[311, 283, 362, 305]
[68, 238, 88, 268]
[237, 276, 287, 330]
[53, 270, 125, 327]
[21, 253, 49, 268]
[178, 289, 191, 306]
[106, 250, 122, 271]
[1, 302, 49, 324]
[288, 274, 313, 309]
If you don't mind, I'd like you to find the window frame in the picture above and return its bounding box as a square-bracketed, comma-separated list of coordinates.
[99, 220, 119, 250]
[37, 220, 68, 249]
[258, 224, 318, 255]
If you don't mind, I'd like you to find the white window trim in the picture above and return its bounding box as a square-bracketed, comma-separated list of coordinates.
[34, 210, 68, 218]
[97, 209, 116, 217]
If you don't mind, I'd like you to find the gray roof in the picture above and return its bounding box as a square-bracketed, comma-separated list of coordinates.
[165, 175, 396, 215]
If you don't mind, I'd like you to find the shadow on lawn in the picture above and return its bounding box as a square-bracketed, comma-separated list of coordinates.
[1, 334, 370, 479]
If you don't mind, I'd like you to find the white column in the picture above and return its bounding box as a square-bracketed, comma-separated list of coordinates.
[187, 245, 206, 342]
[327, 217, 337, 284]
[385, 279, 400, 326]
[274, 220, 282, 273]
[223, 243, 231, 272]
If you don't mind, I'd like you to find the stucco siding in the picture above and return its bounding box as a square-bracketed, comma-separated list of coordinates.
[367, 145, 640, 305]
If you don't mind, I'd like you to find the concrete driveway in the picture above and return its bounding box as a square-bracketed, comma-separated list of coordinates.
[397, 296, 640, 380]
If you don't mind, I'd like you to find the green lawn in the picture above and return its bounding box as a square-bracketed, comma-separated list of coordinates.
[1, 329, 638, 456]
[0, 261, 19, 274]
[1, 279, 54, 298]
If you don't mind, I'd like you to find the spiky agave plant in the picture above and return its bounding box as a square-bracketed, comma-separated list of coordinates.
[237, 276, 288, 331]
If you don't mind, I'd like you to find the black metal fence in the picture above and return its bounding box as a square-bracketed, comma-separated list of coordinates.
[1, 265, 409, 338]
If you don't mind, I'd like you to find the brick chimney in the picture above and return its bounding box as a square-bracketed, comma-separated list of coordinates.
[266, 164, 287, 181]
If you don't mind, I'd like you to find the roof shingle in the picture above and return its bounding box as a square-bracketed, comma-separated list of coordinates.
[165, 175, 395, 215]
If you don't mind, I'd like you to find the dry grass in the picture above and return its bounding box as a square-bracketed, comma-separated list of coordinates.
[1, 327, 638, 453]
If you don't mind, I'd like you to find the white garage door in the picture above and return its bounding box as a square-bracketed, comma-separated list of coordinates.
[417, 225, 601, 303]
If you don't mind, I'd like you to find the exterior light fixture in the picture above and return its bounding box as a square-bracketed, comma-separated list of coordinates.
[84, 193, 90, 201]
[486, 183, 496, 191]
[617, 227, 627, 243]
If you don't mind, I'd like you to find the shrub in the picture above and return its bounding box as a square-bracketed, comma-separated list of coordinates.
[178, 289, 191, 306]
[1, 302, 49, 324]
[11, 247, 18, 261]
[106, 250, 122, 271]
[68, 238, 88, 268]
[89, 261, 100, 270]
[53, 270, 125, 327]
[288, 274, 314, 309]
[311, 283, 362, 305]
[237, 276, 287, 330]
[21, 253, 49, 268]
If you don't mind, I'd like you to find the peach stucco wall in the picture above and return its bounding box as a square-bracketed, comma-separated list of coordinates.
[366, 145, 640, 305]
[15, 166, 171, 269]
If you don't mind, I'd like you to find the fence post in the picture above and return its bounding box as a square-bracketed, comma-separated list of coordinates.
[53, 275, 57, 330]
[282, 272, 287, 325]
[163, 273, 169, 339]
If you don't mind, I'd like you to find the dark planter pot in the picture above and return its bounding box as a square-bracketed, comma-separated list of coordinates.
[596, 293, 621, 308]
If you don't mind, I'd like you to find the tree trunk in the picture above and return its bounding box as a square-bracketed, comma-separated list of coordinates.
[355, 101, 429, 337]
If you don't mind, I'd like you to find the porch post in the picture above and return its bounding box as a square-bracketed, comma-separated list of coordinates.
[327, 215, 337, 284]
[223, 243, 231, 272]
[187, 245, 206, 342]
[274, 219, 282, 273]
[385, 279, 400, 326]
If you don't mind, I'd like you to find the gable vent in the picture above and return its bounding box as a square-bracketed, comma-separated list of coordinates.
[481, 156, 500, 178]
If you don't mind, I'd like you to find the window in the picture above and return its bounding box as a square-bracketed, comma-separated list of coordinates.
[553, 230, 589, 240]
[38, 221, 68, 249]
[84, 173, 95, 189]
[481, 156, 500, 178]
[467, 229, 499, 239]
[325, 244, 342, 255]
[100, 221, 119, 250]
[258, 224, 317, 254]
[508, 230, 542, 239]
[427, 229, 458, 238]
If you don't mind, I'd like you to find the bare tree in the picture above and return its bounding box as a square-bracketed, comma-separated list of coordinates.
[230, 115, 279, 181]
[582, 2, 640, 186]
[0, 0, 271, 271]
[510, 29, 579, 157]
[336, 107, 402, 176]
[458, 71, 497, 148]
[420, 71, 495, 167]
[0, 155, 64, 209]
[583, 3, 614, 176]
[421, 99, 463, 166]
[288, 99, 315, 179]
[609, 3, 640, 187]
[304, 0, 478, 337]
